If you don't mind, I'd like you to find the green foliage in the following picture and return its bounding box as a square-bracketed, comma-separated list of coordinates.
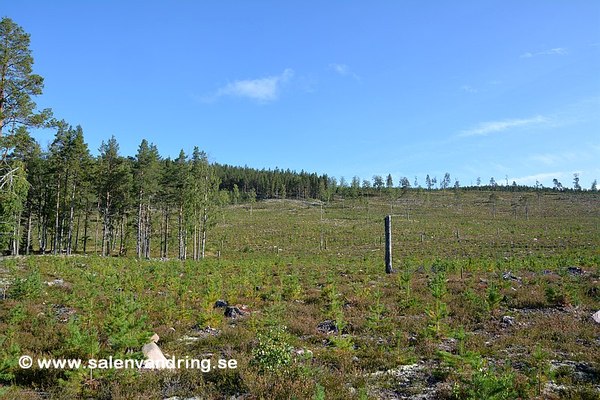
[486, 283, 502, 315]
[313, 383, 326, 400]
[329, 334, 354, 351]
[443, 350, 522, 400]
[64, 317, 101, 359]
[0, 17, 51, 135]
[104, 293, 150, 354]
[9, 268, 42, 300]
[532, 344, 549, 396]
[251, 326, 293, 373]
[282, 273, 302, 301]
[365, 289, 388, 333]
[0, 159, 29, 251]
[322, 282, 346, 333]
[459, 365, 520, 400]
[0, 335, 20, 383]
[425, 272, 448, 337]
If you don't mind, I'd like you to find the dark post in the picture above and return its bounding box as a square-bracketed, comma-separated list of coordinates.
[385, 215, 393, 274]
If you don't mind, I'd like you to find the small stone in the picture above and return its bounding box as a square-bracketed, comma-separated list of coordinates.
[214, 299, 228, 308]
[179, 335, 200, 344]
[567, 266, 584, 276]
[150, 333, 160, 343]
[53, 304, 76, 322]
[317, 320, 339, 334]
[224, 306, 246, 318]
[501, 316, 515, 326]
[438, 338, 457, 353]
[592, 310, 600, 324]
[190, 325, 221, 338]
[502, 271, 521, 281]
[293, 348, 313, 357]
[46, 278, 65, 287]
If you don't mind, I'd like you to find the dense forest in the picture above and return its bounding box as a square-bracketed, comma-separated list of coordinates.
[0, 17, 597, 257]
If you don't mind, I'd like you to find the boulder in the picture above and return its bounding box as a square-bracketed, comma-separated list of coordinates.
[142, 341, 171, 369]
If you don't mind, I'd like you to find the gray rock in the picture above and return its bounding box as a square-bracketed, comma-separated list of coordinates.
[191, 325, 221, 338]
[501, 316, 515, 326]
[53, 304, 76, 322]
[224, 306, 246, 318]
[179, 335, 200, 344]
[46, 278, 65, 287]
[438, 338, 457, 353]
[317, 320, 339, 334]
[567, 266, 584, 276]
[550, 360, 598, 383]
[593, 310, 600, 324]
[214, 299, 228, 308]
[292, 348, 313, 357]
[502, 271, 521, 281]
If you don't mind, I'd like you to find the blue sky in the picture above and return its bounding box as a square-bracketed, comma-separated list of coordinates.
[4, 1, 600, 188]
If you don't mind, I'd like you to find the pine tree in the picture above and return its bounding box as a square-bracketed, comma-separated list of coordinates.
[0, 18, 51, 254]
[0, 17, 51, 138]
[133, 139, 161, 258]
[96, 136, 132, 256]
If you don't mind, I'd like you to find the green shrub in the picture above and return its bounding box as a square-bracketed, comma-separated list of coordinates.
[251, 326, 293, 373]
[9, 269, 42, 300]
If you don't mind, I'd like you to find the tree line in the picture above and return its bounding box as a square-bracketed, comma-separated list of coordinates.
[0, 17, 597, 256]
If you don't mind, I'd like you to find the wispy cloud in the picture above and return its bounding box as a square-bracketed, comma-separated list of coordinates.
[329, 63, 360, 80]
[459, 115, 548, 137]
[460, 85, 478, 93]
[520, 47, 567, 58]
[211, 69, 294, 102]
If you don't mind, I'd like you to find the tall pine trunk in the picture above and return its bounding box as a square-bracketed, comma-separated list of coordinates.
[144, 204, 151, 258]
[66, 181, 76, 255]
[178, 204, 185, 260]
[137, 194, 143, 258]
[25, 211, 32, 255]
[201, 207, 208, 260]
[53, 179, 61, 254]
[83, 202, 90, 254]
[102, 191, 110, 256]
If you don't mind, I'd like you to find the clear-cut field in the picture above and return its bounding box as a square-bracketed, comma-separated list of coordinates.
[1, 190, 599, 399]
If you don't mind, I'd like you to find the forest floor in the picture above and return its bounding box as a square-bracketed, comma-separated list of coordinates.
[1, 189, 599, 399]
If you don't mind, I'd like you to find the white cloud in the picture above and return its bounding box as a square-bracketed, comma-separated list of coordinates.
[520, 47, 567, 58]
[213, 69, 294, 102]
[329, 63, 360, 80]
[460, 85, 478, 93]
[459, 115, 548, 137]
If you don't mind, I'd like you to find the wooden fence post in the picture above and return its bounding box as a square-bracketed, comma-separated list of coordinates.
[385, 215, 393, 274]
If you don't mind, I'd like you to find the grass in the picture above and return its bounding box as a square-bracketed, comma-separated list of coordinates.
[0, 189, 599, 399]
